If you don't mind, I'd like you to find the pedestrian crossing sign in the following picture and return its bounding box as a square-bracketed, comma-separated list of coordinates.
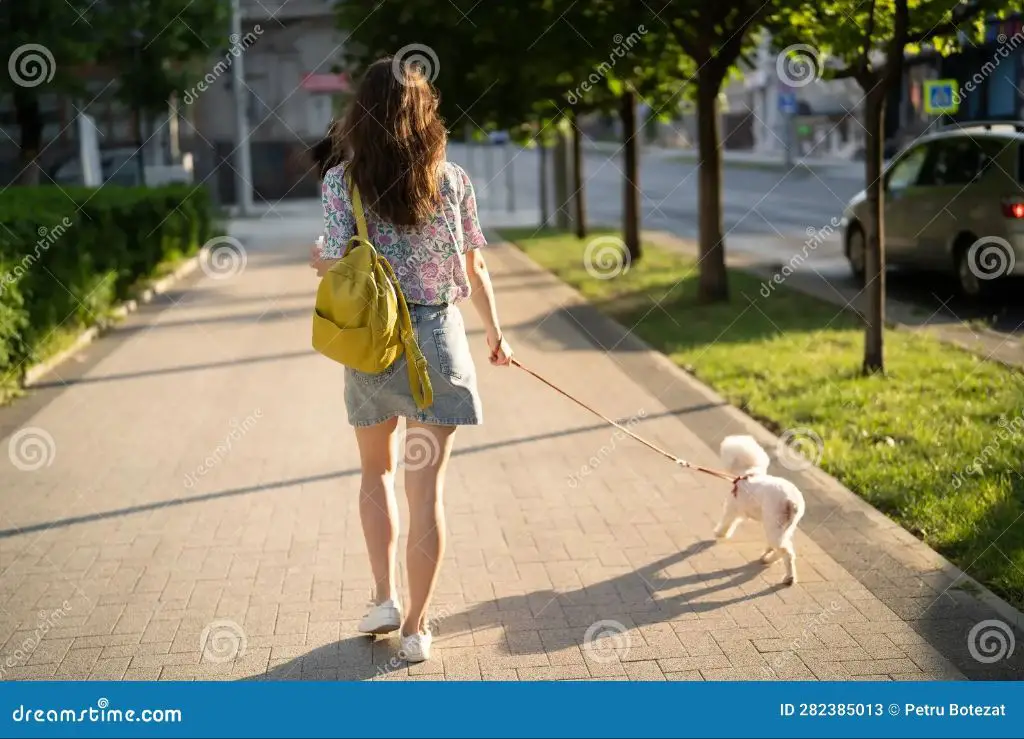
[924, 79, 959, 115]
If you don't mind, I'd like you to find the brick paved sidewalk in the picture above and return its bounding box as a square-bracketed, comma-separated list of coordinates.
[0, 216, 1019, 681]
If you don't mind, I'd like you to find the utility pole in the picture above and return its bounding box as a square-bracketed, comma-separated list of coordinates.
[505, 143, 514, 212]
[230, 0, 254, 215]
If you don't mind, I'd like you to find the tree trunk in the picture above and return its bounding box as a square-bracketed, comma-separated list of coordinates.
[570, 109, 586, 239]
[553, 128, 570, 230]
[539, 142, 549, 228]
[621, 88, 641, 261]
[695, 68, 728, 302]
[862, 87, 886, 374]
[13, 88, 43, 186]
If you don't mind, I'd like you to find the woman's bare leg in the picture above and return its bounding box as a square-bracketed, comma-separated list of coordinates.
[401, 421, 456, 634]
[354, 417, 400, 604]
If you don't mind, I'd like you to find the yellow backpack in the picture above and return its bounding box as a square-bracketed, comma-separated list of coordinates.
[311, 181, 433, 410]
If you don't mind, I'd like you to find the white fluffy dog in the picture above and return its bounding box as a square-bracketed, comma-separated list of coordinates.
[714, 435, 806, 586]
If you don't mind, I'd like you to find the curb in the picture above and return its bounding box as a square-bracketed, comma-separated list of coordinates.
[494, 233, 1024, 640]
[22, 255, 202, 389]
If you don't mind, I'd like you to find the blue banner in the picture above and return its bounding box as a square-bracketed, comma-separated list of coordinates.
[0, 681, 1020, 738]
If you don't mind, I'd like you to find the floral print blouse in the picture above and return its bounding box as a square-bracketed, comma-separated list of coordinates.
[320, 161, 487, 305]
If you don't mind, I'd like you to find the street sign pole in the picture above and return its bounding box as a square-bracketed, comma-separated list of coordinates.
[779, 88, 797, 169]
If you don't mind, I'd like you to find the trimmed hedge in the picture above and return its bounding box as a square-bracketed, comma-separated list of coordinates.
[0, 185, 214, 396]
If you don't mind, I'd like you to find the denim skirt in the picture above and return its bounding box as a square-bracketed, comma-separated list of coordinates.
[344, 304, 483, 427]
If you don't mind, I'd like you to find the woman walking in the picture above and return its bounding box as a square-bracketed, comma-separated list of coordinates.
[309, 58, 512, 663]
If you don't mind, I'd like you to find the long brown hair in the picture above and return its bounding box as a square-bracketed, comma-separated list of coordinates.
[331, 57, 447, 226]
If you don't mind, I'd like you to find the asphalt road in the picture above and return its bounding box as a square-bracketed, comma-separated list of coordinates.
[451, 143, 1024, 335]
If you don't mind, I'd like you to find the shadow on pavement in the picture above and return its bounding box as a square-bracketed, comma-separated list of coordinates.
[253, 541, 786, 681]
[0, 404, 722, 540]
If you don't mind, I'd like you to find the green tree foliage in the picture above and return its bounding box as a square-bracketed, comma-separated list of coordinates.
[778, 0, 1012, 372]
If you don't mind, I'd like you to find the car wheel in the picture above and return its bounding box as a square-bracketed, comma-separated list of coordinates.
[954, 240, 985, 299]
[846, 226, 866, 284]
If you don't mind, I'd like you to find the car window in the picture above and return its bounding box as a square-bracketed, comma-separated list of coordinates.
[887, 145, 929, 190]
[918, 138, 984, 186]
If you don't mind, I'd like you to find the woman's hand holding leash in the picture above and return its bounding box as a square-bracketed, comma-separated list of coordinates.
[486, 329, 513, 366]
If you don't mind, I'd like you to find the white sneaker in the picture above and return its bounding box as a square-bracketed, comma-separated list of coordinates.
[400, 630, 432, 663]
[357, 599, 402, 635]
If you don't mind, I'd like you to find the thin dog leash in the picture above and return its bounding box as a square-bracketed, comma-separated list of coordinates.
[492, 343, 746, 490]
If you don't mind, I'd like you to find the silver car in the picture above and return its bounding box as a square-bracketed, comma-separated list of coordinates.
[842, 121, 1024, 297]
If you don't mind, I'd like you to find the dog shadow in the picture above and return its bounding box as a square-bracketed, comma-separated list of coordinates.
[246, 539, 785, 680]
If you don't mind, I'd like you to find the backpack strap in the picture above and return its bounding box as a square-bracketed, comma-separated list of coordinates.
[349, 178, 433, 411]
[378, 257, 433, 410]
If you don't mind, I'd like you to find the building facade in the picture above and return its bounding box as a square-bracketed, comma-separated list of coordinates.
[186, 0, 349, 203]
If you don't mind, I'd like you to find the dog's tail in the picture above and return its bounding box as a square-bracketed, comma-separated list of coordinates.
[720, 435, 770, 475]
[784, 500, 798, 523]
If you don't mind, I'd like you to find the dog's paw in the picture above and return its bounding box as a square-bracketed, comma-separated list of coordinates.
[782, 575, 796, 587]
[713, 528, 728, 539]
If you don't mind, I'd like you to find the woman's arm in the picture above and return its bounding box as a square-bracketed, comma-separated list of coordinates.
[467, 248, 512, 366]
[458, 166, 512, 366]
[311, 167, 354, 276]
